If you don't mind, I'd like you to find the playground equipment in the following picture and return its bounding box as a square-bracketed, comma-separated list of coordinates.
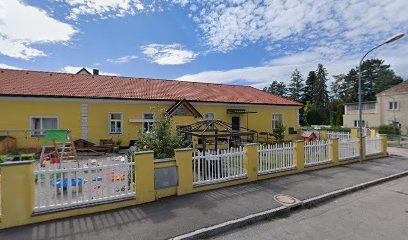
[39, 130, 78, 167]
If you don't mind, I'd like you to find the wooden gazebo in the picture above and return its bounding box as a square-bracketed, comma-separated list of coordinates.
[178, 119, 258, 152]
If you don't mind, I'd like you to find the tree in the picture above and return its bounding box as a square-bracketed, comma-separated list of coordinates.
[314, 64, 330, 108]
[263, 80, 288, 97]
[288, 68, 304, 102]
[136, 109, 184, 159]
[303, 71, 317, 104]
[272, 122, 286, 142]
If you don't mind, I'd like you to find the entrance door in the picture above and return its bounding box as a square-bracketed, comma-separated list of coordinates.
[231, 116, 241, 131]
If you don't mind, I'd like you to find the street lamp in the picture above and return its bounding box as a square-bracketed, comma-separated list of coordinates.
[358, 33, 404, 163]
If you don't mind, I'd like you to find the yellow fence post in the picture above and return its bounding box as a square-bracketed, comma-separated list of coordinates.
[330, 138, 339, 164]
[371, 129, 378, 137]
[361, 136, 367, 160]
[134, 151, 155, 204]
[351, 128, 358, 139]
[320, 130, 328, 140]
[380, 134, 388, 156]
[243, 143, 259, 182]
[175, 148, 193, 195]
[293, 140, 304, 171]
[0, 161, 35, 229]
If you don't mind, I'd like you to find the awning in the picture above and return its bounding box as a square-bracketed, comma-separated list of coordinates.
[226, 109, 258, 114]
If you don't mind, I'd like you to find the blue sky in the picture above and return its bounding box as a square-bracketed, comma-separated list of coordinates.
[1, 0, 407, 89]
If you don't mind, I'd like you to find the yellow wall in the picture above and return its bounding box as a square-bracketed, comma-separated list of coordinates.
[0, 99, 81, 148]
[0, 98, 300, 149]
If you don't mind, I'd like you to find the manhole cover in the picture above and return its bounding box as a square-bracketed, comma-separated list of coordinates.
[273, 194, 301, 206]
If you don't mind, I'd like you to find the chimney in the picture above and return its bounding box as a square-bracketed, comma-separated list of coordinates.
[93, 69, 99, 75]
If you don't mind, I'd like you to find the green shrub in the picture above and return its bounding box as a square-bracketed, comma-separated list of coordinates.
[135, 109, 185, 159]
[272, 122, 286, 142]
[378, 125, 401, 136]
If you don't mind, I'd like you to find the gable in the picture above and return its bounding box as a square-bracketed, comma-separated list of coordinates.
[167, 99, 202, 118]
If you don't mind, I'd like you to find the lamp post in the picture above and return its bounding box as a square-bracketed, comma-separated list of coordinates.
[358, 33, 404, 163]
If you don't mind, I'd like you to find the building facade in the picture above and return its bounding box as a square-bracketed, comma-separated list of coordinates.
[0, 69, 302, 148]
[343, 80, 408, 135]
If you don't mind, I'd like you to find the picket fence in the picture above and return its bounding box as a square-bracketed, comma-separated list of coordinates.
[34, 156, 135, 212]
[327, 131, 351, 142]
[258, 143, 294, 174]
[192, 147, 246, 186]
[304, 140, 330, 166]
[339, 139, 360, 160]
[366, 136, 382, 155]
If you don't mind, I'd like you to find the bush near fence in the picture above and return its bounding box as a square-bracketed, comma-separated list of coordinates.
[0, 135, 388, 229]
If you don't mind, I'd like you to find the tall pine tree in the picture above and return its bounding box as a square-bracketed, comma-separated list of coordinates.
[303, 71, 317, 104]
[288, 68, 304, 102]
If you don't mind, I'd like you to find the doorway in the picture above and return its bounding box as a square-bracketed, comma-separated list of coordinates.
[231, 116, 241, 131]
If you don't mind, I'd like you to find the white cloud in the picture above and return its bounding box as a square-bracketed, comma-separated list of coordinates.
[62, 66, 118, 76]
[175, 0, 408, 54]
[0, 63, 20, 69]
[0, 0, 76, 60]
[107, 55, 138, 63]
[63, 0, 145, 20]
[177, 40, 408, 89]
[141, 44, 198, 65]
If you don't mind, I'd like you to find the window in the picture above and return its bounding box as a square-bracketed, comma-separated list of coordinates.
[272, 114, 283, 129]
[30, 117, 58, 136]
[353, 120, 365, 127]
[388, 101, 398, 110]
[143, 112, 155, 133]
[204, 112, 215, 129]
[109, 113, 123, 134]
[204, 112, 215, 120]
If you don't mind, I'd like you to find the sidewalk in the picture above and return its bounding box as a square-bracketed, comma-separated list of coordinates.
[1, 154, 408, 240]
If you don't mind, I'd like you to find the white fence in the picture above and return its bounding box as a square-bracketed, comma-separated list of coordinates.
[258, 143, 294, 174]
[34, 156, 135, 212]
[327, 131, 351, 142]
[192, 147, 246, 186]
[304, 140, 330, 166]
[366, 136, 382, 156]
[339, 139, 359, 160]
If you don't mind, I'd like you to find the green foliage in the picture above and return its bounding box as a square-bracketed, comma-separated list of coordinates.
[288, 68, 304, 102]
[272, 122, 286, 142]
[135, 109, 185, 159]
[378, 125, 401, 136]
[303, 71, 317, 104]
[263, 80, 288, 97]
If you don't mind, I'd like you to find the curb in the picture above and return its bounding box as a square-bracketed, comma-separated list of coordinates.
[170, 170, 408, 240]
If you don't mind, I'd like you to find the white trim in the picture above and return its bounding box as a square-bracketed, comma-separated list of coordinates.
[203, 112, 215, 120]
[272, 114, 284, 130]
[108, 112, 123, 134]
[0, 96, 301, 109]
[387, 100, 399, 111]
[81, 103, 88, 140]
[142, 112, 156, 133]
[29, 116, 60, 137]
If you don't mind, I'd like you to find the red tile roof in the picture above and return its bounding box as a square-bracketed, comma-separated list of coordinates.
[0, 69, 302, 106]
[381, 80, 408, 94]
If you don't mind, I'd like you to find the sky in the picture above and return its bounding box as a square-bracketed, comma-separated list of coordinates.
[0, 0, 407, 89]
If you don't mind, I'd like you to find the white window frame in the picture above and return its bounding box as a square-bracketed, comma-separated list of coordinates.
[387, 101, 399, 110]
[29, 116, 59, 137]
[142, 112, 156, 133]
[108, 112, 123, 134]
[203, 112, 215, 120]
[353, 120, 365, 127]
[272, 114, 283, 130]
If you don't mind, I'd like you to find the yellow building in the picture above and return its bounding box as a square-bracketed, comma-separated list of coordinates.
[0, 68, 302, 149]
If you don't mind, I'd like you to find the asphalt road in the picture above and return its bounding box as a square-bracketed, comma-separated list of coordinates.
[211, 175, 408, 240]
